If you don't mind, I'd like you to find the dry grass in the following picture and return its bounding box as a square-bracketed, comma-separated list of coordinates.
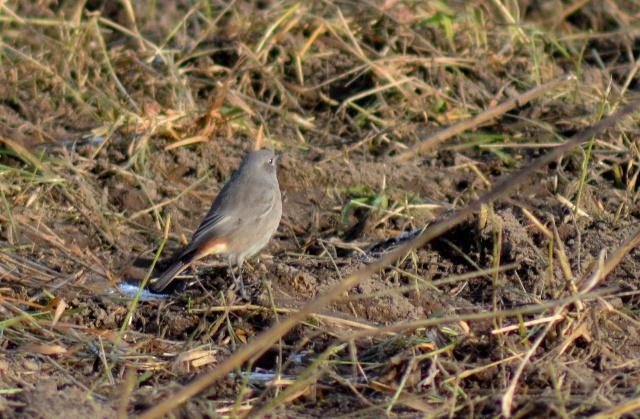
[1, 1, 639, 418]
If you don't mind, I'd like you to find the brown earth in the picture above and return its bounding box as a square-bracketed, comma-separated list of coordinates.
[0, 1, 639, 418]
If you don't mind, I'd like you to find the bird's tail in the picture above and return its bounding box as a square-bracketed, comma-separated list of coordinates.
[150, 259, 188, 292]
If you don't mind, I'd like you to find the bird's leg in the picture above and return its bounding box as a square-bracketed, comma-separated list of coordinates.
[237, 264, 248, 300]
[229, 261, 248, 300]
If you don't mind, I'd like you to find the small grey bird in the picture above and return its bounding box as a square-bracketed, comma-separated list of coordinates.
[150, 149, 282, 294]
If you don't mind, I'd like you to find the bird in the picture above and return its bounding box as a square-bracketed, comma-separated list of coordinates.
[149, 149, 282, 295]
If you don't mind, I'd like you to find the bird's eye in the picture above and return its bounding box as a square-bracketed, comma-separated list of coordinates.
[268, 158, 274, 165]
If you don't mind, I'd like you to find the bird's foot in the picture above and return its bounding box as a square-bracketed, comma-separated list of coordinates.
[234, 277, 249, 300]
[229, 267, 249, 301]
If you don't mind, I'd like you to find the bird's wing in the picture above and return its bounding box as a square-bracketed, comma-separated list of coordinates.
[181, 174, 277, 256]
[189, 210, 232, 245]
[179, 180, 239, 255]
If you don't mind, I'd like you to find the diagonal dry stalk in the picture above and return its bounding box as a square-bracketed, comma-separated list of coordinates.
[392, 75, 576, 162]
[139, 92, 640, 419]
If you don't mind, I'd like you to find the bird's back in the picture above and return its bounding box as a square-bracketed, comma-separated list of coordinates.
[183, 159, 280, 259]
